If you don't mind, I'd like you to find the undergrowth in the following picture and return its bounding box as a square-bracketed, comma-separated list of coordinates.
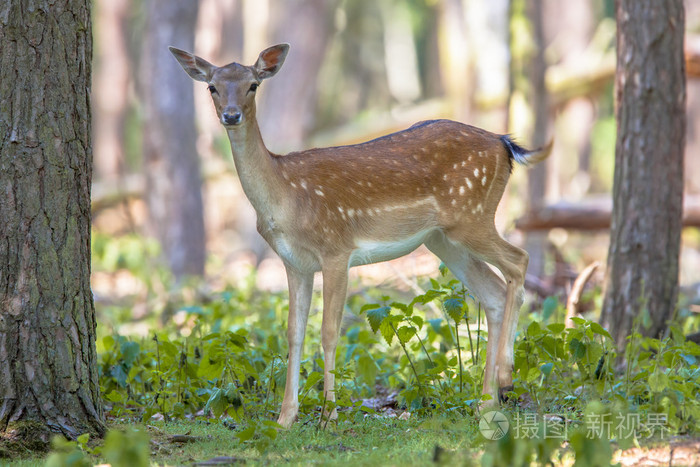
[37, 234, 700, 465]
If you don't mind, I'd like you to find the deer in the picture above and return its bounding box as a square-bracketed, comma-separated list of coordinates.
[169, 43, 552, 428]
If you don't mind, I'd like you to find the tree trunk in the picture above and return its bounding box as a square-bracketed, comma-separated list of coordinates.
[0, 0, 105, 443]
[92, 0, 131, 182]
[141, 0, 206, 280]
[258, 0, 335, 153]
[523, 0, 550, 278]
[601, 0, 686, 349]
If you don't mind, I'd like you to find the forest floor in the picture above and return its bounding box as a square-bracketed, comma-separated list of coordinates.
[4, 415, 700, 466]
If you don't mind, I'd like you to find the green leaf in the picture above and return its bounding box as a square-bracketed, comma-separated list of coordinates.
[570, 317, 587, 326]
[443, 298, 465, 322]
[428, 318, 443, 333]
[357, 354, 378, 386]
[161, 341, 178, 358]
[527, 321, 543, 337]
[379, 319, 395, 346]
[76, 433, 90, 448]
[120, 341, 140, 367]
[102, 335, 115, 351]
[104, 390, 124, 403]
[360, 303, 381, 313]
[302, 371, 323, 391]
[648, 372, 669, 393]
[204, 388, 227, 417]
[410, 315, 424, 329]
[540, 362, 554, 376]
[396, 326, 416, 344]
[589, 322, 613, 340]
[366, 306, 390, 333]
[547, 323, 565, 334]
[390, 301, 409, 315]
[236, 425, 257, 442]
[542, 296, 559, 321]
[110, 365, 128, 388]
[569, 338, 586, 360]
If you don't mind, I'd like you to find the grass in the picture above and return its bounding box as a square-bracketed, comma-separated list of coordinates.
[4, 416, 484, 466]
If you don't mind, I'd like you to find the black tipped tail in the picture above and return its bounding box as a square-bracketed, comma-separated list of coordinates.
[501, 135, 553, 172]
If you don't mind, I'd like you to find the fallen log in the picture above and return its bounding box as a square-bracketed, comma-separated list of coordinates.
[515, 197, 700, 231]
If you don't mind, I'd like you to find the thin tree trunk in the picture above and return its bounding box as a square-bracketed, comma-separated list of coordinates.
[523, 0, 550, 278]
[93, 0, 131, 182]
[141, 0, 206, 280]
[601, 0, 686, 349]
[258, 0, 335, 153]
[0, 0, 105, 442]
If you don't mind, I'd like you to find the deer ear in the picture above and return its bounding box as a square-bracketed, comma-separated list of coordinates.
[254, 44, 289, 80]
[169, 46, 216, 82]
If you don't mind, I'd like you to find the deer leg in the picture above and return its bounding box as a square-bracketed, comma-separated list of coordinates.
[483, 239, 528, 399]
[277, 267, 314, 428]
[425, 233, 506, 403]
[443, 229, 528, 401]
[320, 257, 349, 422]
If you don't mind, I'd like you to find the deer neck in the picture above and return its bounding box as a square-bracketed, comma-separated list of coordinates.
[226, 120, 284, 216]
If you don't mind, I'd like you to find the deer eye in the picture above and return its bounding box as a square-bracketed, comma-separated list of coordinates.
[207, 85, 218, 94]
[249, 83, 259, 93]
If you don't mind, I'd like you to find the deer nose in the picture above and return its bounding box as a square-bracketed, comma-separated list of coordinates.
[222, 110, 242, 126]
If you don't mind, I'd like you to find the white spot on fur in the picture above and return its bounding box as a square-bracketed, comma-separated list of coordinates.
[315, 189, 324, 196]
[461, 161, 466, 167]
[300, 180, 308, 190]
[451, 199, 457, 206]
[459, 186, 465, 195]
[443, 174, 448, 181]
[482, 176, 487, 186]
[348, 208, 355, 217]
[465, 178, 473, 190]
[453, 163, 458, 170]
[474, 168, 480, 178]
[290, 182, 297, 188]
[449, 187, 454, 194]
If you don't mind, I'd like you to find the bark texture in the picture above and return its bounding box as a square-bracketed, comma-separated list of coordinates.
[602, 0, 686, 349]
[0, 0, 105, 440]
[141, 0, 205, 280]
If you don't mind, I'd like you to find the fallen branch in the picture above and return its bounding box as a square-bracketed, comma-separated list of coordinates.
[516, 197, 700, 231]
[565, 262, 601, 328]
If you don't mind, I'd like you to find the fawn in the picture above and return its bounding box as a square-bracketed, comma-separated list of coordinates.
[170, 43, 551, 427]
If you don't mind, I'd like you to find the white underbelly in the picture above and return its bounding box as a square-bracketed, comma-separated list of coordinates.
[270, 234, 321, 272]
[349, 229, 434, 267]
